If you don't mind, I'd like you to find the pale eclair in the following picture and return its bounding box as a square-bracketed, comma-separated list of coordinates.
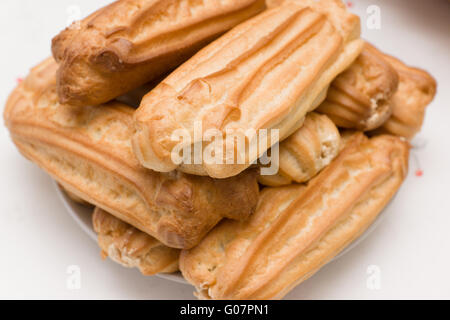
[372, 50, 437, 139]
[259, 112, 340, 187]
[317, 43, 399, 131]
[4, 58, 260, 249]
[180, 133, 409, 300]
[93, 207, 180, 275]
[52, 0, 266, 106]
[133, 0, 364, 178]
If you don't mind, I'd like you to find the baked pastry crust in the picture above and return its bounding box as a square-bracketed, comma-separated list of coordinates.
[60, 185, 93, 207]
[317, 42, 399, 131]
[4, 58, 260, 249]
[259, 112, 340, 186]
[52, 0, 266, 106]
[372, 50, 437, 139]
[93, 207, 180, 275]
[133, 0, 364, 178]
[180, 133, 409, 300]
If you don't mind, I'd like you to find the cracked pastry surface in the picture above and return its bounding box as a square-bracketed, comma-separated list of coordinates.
[93, 207, 180, 275]
[52, 0, 266, 106]
[60, 185, 93, 207]
[317, 42, 399, 131]
[372, 50, 437, 140]
[259, 112, 341, 186]
[133, 0, 364, 178]
[4, 58, 260, 249]
[180, 133, 409, 300]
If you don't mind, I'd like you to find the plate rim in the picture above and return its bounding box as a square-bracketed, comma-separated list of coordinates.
[54, 182, 188, 285]
[54, 181, 390, 286]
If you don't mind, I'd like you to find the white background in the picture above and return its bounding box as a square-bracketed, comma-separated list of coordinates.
[0, 0, 449, 300]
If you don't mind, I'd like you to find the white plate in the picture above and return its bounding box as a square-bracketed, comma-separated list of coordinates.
[54, 182, 187, 284]
[55, 181, 391, 286]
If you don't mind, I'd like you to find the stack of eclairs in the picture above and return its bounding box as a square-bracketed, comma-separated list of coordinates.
[4, 0, 436, 300]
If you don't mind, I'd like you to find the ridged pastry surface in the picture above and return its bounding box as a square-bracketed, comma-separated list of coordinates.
[373, 51, 437, 140]
[259, 112, 340, 186]
[180, 133, 409, 300]
[317, 42, 399, 131]
[134, 0, 364, 178]
[93, 207, 180, 275]
[52, 0, 266, 106]
[3, 58, 260, 249]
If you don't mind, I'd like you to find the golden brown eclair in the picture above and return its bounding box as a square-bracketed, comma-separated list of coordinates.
[115, 83, 158, 109]
[180, 133, 409, 300]
[52, 0, 266, 106]
[60, 185, 93, 207]
[93, 207, 180, 275]
[133, 0, 364, 178]
[317, 42, 399, 131]
[3, 58, 260, 250]
[259, 113, 340, 187]
[372, 50, 437, 140]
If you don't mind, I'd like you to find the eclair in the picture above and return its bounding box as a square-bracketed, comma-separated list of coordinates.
[372, 51, 437, 139]
[93, 207, 180, 275]
[61, 185, 93, 207]
[180, 133, 409, 300]
[52, 0, 266, 106]
[133, 0, 364, 178]
[268, 6, 436, 136]
[259, 113, 340, 187]
[4, 58, 260, 249]
[317, 43, 399, 131]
